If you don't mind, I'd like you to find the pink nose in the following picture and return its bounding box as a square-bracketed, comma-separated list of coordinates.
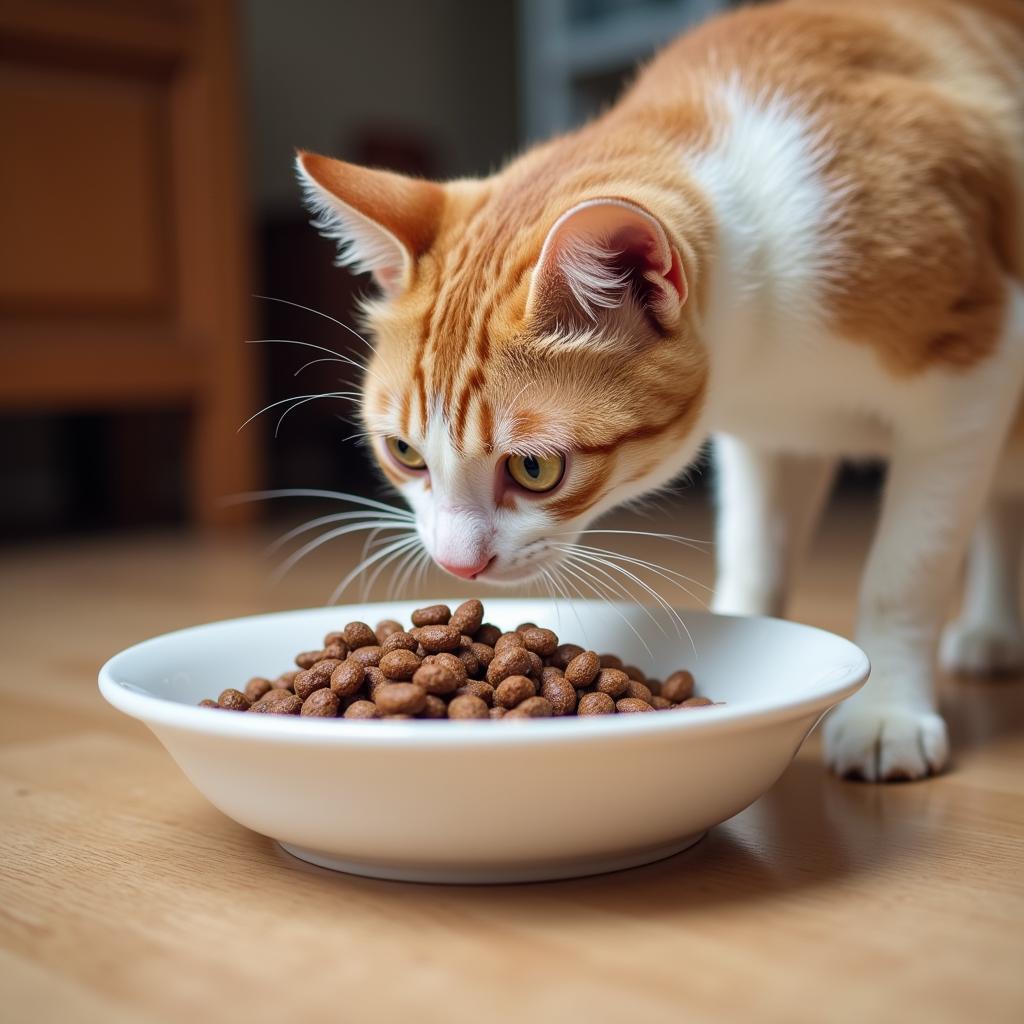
[437, 554, 493, 580]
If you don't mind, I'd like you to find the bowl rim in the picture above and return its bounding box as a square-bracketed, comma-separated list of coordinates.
[98, 600, 869, 748]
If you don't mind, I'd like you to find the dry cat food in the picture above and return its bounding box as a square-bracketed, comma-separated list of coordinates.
[198, 600, 721, 721]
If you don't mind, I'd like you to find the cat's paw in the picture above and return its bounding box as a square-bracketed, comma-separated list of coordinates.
[823, 704, 949, 782]
[939, 620, 1024, 676]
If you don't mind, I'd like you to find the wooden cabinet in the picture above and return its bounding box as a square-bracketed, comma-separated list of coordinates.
[0, 0, 260, 525]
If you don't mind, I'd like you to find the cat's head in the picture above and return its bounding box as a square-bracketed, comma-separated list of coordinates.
[296, 151, 708, 584]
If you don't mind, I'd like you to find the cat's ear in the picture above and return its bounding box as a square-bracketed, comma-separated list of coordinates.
[295, 150, 444, 296]
[527, 198, 687, 331]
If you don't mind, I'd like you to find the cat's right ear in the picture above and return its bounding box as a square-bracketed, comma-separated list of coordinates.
[295, 151, 445, 296]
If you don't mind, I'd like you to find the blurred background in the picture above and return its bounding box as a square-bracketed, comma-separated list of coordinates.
[1, 0, 873, 556]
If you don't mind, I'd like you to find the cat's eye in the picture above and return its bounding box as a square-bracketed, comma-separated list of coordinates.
[385, 436, 427, 470]
[506, 453, 565, 493]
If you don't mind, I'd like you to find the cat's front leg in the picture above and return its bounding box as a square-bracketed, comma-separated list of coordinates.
[824, 428, 1015, 780]
[712, 435, 836, 617]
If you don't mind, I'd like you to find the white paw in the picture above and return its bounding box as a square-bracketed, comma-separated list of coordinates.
[940, 620, 1024, 676]
[823, 704, 949, 782]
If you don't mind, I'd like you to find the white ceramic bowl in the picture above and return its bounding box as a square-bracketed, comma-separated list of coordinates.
[99, 599, 868, 884]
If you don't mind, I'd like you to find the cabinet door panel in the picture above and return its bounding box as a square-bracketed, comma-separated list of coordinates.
[0, 60, 171, 314]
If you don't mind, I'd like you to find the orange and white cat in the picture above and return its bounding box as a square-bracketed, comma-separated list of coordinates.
[294, 0, 1024, 780]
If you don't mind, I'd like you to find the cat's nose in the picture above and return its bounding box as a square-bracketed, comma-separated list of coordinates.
[436, 554, 494, 580]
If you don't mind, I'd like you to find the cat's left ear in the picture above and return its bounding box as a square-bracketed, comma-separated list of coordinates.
[295, 150, 444, 296]
[527, 198, 687, 330]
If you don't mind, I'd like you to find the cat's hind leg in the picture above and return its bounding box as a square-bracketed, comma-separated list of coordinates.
[712, 435, 837, 618]
[940, 458, 1024, 675]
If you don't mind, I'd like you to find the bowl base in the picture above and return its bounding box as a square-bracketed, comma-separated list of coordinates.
[278, 832, 707, 884]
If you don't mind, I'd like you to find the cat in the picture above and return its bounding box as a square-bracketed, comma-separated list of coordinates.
[293, 0, 1024, 781]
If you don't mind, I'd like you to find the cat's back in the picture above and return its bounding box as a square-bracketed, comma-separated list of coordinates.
[619, 0, 1024, 374]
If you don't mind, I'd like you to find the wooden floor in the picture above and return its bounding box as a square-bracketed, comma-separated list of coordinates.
[2, 494, 1022, 1024]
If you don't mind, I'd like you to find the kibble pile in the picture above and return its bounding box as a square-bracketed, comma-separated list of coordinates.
[199, 600, 717, 720]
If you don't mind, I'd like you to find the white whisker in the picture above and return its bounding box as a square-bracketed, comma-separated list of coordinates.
[253, 293, 376, 354]
[267, 509, 413, 555]
[226, 488, 412, 517]
[556, 542, 711, 600]
[560, 551, 669, 639]
[557, 558, 656, 660]
[329, 535, 421, 605]
[272, 521, 414, 583]
[564, 547, 696, 656]
[361, 535, 423, 600]
[554, 528, 713, 553]
[237, 391, 358, 433]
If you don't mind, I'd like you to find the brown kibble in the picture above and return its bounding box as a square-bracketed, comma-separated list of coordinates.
[413, 624, 461, 652]
[594, 668, 630, 698]
[379, 648, 422, 681]
[381, 630, 417, 655]
[421, 694, 448, 719]
[244, 677, 272, 703]
[428, 651, 468, 683]
[271, 671, 297, 690]
[456, 647, 481, 678]
[448, 694, 489, 719]
[475, 623, 502, 646]
[662, 670, 695, 703]
[550, 643, 585, 670]
[564, 650, 600, 688]
[294, 650, 324, 669]
[468, 642, 495, 669]
[343, 700, 380, 719]
[625, 679, 653, 704]
[217, 688, 251, 711]
[349, 645, 383, 669]
[411, 603, 451, 627]
[413, 660, 462, 696]
[375, 619, 404, 643]
[541, 674, 577, 716]
[455, 680, 494, 706]
[343, 621, 377, 649]
[449, 599, 484, 636]
[520, 627, 558, 657]
[375, 683, 427, 716]
[250, 692, 303, 715]
[486, 646, 533, 685]
[494, 631, 526, 652]
[293, 659, 341, 699]
[330, 660, 366, 697]
[211, 601, 713, 725]
[198, 699, 219, 708]
[301, 689, 340, 717]
[322, 634, 350, 660]
[577, 692, 616, 716]
[616, 697, 655, 713]
[679, 696, 714, 708]
[494, 674, 536, 709]
[506, 696, 554, 719]
[365, 667, 389, 696]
